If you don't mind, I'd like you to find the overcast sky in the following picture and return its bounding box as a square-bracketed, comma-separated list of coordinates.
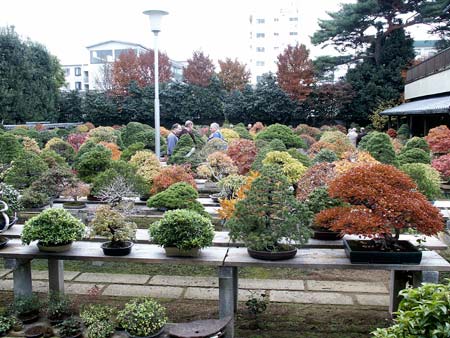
[1, 0, 433, 66]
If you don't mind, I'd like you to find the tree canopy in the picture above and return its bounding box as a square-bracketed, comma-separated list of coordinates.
[183, 51, 215, 87]
[217, 58, 251, 91]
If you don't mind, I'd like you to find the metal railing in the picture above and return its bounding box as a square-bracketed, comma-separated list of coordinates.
[406, 47, 450, 83]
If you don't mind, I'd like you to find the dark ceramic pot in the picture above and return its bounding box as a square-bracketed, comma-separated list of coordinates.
[37, 241, 73, 253]
[247, 246, 297, 261]
[101, 241, 133, 256]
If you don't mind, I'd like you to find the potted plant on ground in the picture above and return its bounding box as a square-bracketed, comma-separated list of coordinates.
[62, 180, 90, 209]
[46, 293, 73, 325]
[227, 165, 313, 260]
[89, 205, 137, 256]
[117, 297, 168, 338]
[24, 324, 53, 338]
[315, 164, 444, 264]
[85, 320, 115, 338]
[12, 294, 41, 324]
[21, 208, 85, 253]
[149, 209, 214, 257]
[80, 304, 117, 337]
[57, 317, 83, 338]
[0, 313, 15, 336]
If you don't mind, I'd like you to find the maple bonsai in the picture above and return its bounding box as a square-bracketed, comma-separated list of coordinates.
[315, 164, 444, 251]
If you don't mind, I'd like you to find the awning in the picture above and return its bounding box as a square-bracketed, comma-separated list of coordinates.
[380, 95, 450, 116]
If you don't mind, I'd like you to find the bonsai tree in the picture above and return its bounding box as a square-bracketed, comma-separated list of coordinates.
[21, 208, 85, 248]
[4, 151, 48, 189]
[46, 293, 73, 323]
[19, 188, 49, 209]
[315, 164, 444, 250]
[89, 205, 137, 248]
[255, 124, 306, 149]
[227, 165, 313, 253]
[397, 148, 431, 165]
[117, 297, 168, 337]
[0, 133, 23, 164]
[226, 139, 257, 175]
[400, 163, 443, 200]
[217, 174, 247, 199]
[150, 165, 196, 195]
[262, 151, 307, 184]
[202, 152, 238, 182]
[74, 145, 112, 183]
[358, 132, 398, 166]
[12, 294, 41, 322]
[120, 142, 145, 161]
[425, 125, 450, 154]
[44, 137, 76, 163]
[149, 209, 214, 252]
[432, 154, 450, 182]
[62, 180, 90, 202]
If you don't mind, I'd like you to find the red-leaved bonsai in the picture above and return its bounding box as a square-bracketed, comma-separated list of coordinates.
[315, 164, 444, 250]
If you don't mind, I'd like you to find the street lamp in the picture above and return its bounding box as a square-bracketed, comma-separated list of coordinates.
[143, 9, 168, 159]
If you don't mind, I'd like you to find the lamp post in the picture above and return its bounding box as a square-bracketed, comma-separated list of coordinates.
[143, 9, 168, 159]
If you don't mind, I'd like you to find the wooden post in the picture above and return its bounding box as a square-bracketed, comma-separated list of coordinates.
[388, 116, 392, 129]
[219, 266, 236, 338]
[13, 259, 32, 298]
[409, 115, 413, 138]
[423, 117, 427, 137]
[48, 259, 64, 294]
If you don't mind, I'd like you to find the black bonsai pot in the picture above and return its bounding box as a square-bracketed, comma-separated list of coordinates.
[247, 245, 297, 261]
[101, 241, 134, 256]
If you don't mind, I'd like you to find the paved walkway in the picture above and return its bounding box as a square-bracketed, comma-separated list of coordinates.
[0, 269, 390, 307]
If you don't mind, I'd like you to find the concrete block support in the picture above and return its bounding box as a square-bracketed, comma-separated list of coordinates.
[389, 270, 409, 315]
[219, 266, 236, 338]
[48, 259, 64, 294]
[12, 259, 32, 298]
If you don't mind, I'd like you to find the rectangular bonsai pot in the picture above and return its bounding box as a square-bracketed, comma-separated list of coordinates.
[343, 239, 422, 264]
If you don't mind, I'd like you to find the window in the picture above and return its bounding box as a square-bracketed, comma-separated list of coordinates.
[289, 17, 298, 21]
[75, 82, 82, 90]
[289, 32, 298, 36]
[256, 47, 265, 52]
[64, 68, 70, 76]
[84, 84, 89, 91]
[74, 67, 81, 76]
[90, 49, 113, 64]
[256, 61, 265, 66]
[256, 75, 262, 83]
[274, 18, 279, 22]
[114, 48, 136, 60]
[256, 18, 265, 24]
[274, 32, 279, 37]
[256, 33, 265, 38]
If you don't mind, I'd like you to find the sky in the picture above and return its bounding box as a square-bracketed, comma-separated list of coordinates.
[0, 0, 434, 66]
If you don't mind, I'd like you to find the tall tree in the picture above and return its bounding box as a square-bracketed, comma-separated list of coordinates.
[183, 51, 215, 87]
[57, 90, 84, 122]
[111, 49, 171, 95]
[276, 44, 315, 102]
[311, 0, 450, 66]
[217, 58, 251, 91]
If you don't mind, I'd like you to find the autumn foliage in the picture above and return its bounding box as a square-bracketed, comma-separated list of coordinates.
[183, 51, 215, 87]
[218, 58, 251, 91]
[432, 154, 450, 181]
[276, 44, 315, 102]
[67, 133, 88, 152]
[315, 164, 444, 247]
[99, 142, 121, 161]
[226, 139, 258, 175]
[150, 165, 197, 195]
[425, 125, 450, 154]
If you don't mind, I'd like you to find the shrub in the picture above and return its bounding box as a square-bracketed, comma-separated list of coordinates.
[89, 126, 123, 147]
[404, 136, 429, 152]
[315, 164, 444, 249]
[98, 142, 121, 161]
[20, 188, 49, 209]
[74, 146, 112, 183]
[18, 136, 40, 154]
[255, 124, 306, 149]
[295, 163, 337, 201]
[312, 149, 338, 164]
[386, 128, 397, 138]
[358, 131, 398, 165]
[74, 140, 98, 162]
[0, 314, 14, 335]
[227, 139, 257, 175]
[334, 151, 379, 175]
[397, 148, 431, 165]
[150, 209, 214, 250]
[304, 187, 343, 215]
[294, 124, 321, 140]
[200, 138, 228, 156]
[44, 138, 75, 163]
[298, 134, 316, 149]
[129, 150, 161, 186]
[62, 180, 90, 202]
[86, 321, 115, 338]
[12, 294, 41, 317]
[67, 133, 88, 152]
[396, 123, 410, 141]
[400, 163, 442, 200]
[249, 122, 265, 135]
[147, 182, 208, 217]
[262, 151, 307, 184]
[221, 128, 240, 143]
[217, 174, 247, 199]
[80, 304, 117, 327]
[0, 133, 23, 164]
[121, 122, 151, 147]
[204, 152, 238, 181]
[227, 165, 312, 251]
[47, 293, 72, 321]
[40, 149, 68, 168]
[120, 142, 145, 161]
[57, 317, 82, 338]
[372, 281, 450, 338]
[287, 148, 311, 167]
[21, 208, 85, 246]
[30, 165, 77, 202]
[150, 165, 196, 195]
[308, 140, 347, 157]
[251, 139, 287, 172]
[4, 151, 48, 189]
[432, 153, 450, 181]
[233, 125, 252, 139]
[319, 131, 355, 155]
[425, 125, 450, 154]
[168, 134, 197, 166]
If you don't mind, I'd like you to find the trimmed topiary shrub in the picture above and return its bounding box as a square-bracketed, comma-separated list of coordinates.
[74, 146, 112, 183]
[0, 133, 23, 164]
[400, 163, 442, 200]
[44, 138, 76, 163]
[396, 123, 410, 141]
[432, 153, 450, 181]
[312, 149, 338, 164]
[287, 148, 311, 167]
[358, 131, 398, 166]
[255, 124, 306, 149]
[425, 125, 450, 154]
[120, 142, 146, 161]
[397, 148, 431, 165]
[262, 151, 307, 184]
[221, 128, 240, 143]
[121, 122, 151, 147]
[233, 125, 252, 140]
[4, 151, 48, 189]
[150, 165, 197, 195]
[89, 126, 123, 147]
[404, 136, 429, 152]
[129, 150, 161, 186]
[168, 134, 196, 165]
[251, 139, 287, 172]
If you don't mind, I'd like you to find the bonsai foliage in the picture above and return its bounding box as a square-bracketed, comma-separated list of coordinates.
[233, 125, 252, 140]
[98, 142, 121, 160]
[0, 133, 23, 164]
[19, 188, 49, 209]
[287, 148, 311, 167]
[312, 148, 338, 164]
[227, 165, 312, 252]
[372, 281, 450, 338]
[397, 148, 431, 165]
[217, 174, 247, 199]
[0, 314, 14, 335]
[227, 139, 257, 175]
[62, 180, 90, 201]
[18, 136, 40, 154]
[30, 165, 77, 202]
[255, 124, 306, 149]
[147, 182, 208, 217]
[22, 208, 85, 246]
[296, 162, 337, 201]
[80, 304, 117, 328]
[334, 151, 379, 175]
[88, 126, 122, 146]
[204, 152, 238, 182]
[149, 209, 214, 250]
[57, 317, 82, 338]
[262, 151, 307, 184]
[294, 124, 322, 140]
[221, 128, 240, 143]
[67, 133, 88, 152]
[432, 154, 450, 181]
[129, 150, 161, 185]
[121, 122, 152, 147]
[249, 122, 265, 135]
[96, 176, 136, 207]
[117, 297, 168, 337]
[120, 142, 145, 161]
[400, 163, 442, 200]
[74, 145, 112, 183]
[90, 205, 137, 246]
[251, 139, 287, 172]
[315, 164, 444, 249]
[168, 134, 196, 166]
[425, 125, 450, 154]
[47, 292, 72, 320]
[386, 128, 397, 138]
[12, 294, 41, 316]
[358, 132, 398, 165]
[150, 165, 196, 195]
[404, 136, 430, 153]
[86, 321, 115, 338]
[4, 151, 48, 189]
[396, 124, 410, 141]
[44, 138, 75, 163]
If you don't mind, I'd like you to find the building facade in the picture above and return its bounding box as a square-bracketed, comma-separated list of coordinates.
[62, 40, 185, 92]
[248, 4, 303, 84]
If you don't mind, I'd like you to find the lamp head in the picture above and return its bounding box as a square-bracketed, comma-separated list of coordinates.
[143, 10, 169, 33]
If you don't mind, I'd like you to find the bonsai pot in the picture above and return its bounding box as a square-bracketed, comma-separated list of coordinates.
[312, 228, 343, 241]
[164, 246, 200, 258]
[87, 194, 101, 202]
[101, 241, 134, 256]
[18, 310, 40, 324]
[126, 326, 165, 338]
[24, 325, 47, 338]
[0, 236, 9, 249]
[62, 201, 87, 209]
[343, 239, 422, 264]
[247, 245, 297, 261]
[37, 241, 73, 253]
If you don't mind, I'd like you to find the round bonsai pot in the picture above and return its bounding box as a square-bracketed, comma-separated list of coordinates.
[126, 326, 165, 338]
[24, 325, 47, 338]
[0, 236, 9, 249]
[18, 310, 40, 324]
[164, 246, 200, 258]
[37, 241, 73, 253]
[62, 201, 87, 209]
[101, 241, 134, 256]
[247, 246, 297, 261]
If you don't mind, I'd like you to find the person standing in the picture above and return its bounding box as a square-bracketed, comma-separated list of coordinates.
[178, 120, 196, 144]
[167, 123, 182, 157]
[347, 128, 358, 147]
[208, 122, 224, 141]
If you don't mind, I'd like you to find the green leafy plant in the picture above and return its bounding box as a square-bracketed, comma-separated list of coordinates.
[372, 281, 450, 337]
[0, 314, 15, 335]
[120, 142, 145, 161]
[57, 317, 82, 338]
[149, 209, 214, 250]
[117, 297, 168, 337]
[255, 124, 306, 148]
[12, 294, 41, 317]
[400, 163, 443, 200]
[80, 304, 117, 327]
[47, 293, 72, 322]
[19, 188, 49, 209]
[217, 174, 247, 199]
[397, 148, 431, 165]
[404, 136, 430, 152]
[0, 133, 23, 164]
[21, 208, 85, 246]
[262, 151, 307, 184]
[4, 151, 48, 189]
[251, 139, 287, 172]
[227, 165, 313, 252]
[86, 320, 115, 338]
[74, 145, 112, 183]
[312, 148, 338, 164]
[44, 137, 76, 163]
[245, 291, 269, 316]
[358, 132, 398, 166]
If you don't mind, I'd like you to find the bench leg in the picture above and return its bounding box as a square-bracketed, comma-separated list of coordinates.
[412, 271, 439, 287]
[13, 259, 32, 298]
[48, 259, 64, 294]
[232, 266, 238, 313]
[219, 266, 236, 338]
[389, 270, 409, 315]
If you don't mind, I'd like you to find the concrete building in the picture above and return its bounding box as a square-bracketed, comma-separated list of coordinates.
[62, 40, 185, 92]
[248, 3, 304, 84]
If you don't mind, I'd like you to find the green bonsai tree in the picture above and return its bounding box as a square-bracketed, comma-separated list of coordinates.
[400, 163, 443, 200]
[404, 136, 430, 152]
[255, 124, 306, 149]
[120, 142, 145, 161]
[397, 148, 431, 165]
[251, 139, 287, 172]
[0, 133, 23, 164]
[227, 165, 313, 252]
[74, 145, 112, 183]
[312, 148, 338, 164]
[4, 151, 48, 189]
[358, 132, 398, 166]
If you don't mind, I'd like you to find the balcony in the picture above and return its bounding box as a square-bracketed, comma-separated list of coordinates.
[406, 47, 450, 84]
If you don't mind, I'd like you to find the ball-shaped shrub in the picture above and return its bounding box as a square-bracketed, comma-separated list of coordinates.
[397, 148, 431, 165]
[396, 123, 410, 141]
[98, 142, 121, 161]
[358, 131, 398, 165]
[149, 209, 214, 250]
[404, 136, 430, 152]
[150, 165, 196, 195]
[312, 149, 338, 164]
[432, 153, 450, 181]
[262, 151, 307, 184]
[120, 142, 145, 161]
[121, 122, 151, 147]
[74, 146, 112, 183]
[233, 125, 252, 140]
[0, 133, 23, 164]
[44, 138, 76, 163]
[400, 163, 442, 200]
[287, 148, 311, 167]
[221, 128, 240, 143]
[425, 125, 450, 154]
[21, 208, 85, 246]
[251, 139, 287, 172]
[294, 124, 322, 140]
[227, 139, 257, 175]
[88, 126, 123, 146]
[255, 123, 306, 149]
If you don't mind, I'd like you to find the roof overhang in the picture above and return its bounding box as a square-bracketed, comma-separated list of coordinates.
[380, 95, 450, 116]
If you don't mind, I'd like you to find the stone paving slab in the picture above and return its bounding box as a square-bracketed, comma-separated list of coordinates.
[270, 290, 354, 305]
[355, 294, 390, 306]
[0, 279, 49, 292]
[74, 272, 150, 284]
[306, 280, 388, 293]
[65, 283, 105, 295]
[4, 270, 80, 281]
[102, 284, 183, 298]
[240, 278, 304, 291]
[184, 287, 258, 301]
[0, 269, 11, 278]
[149, 275, 218, 287]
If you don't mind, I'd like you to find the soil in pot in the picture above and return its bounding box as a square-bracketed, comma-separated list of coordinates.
[24, 325, 48, 338]
[101, 241, 133, 256]
[344, 239, 422, 264]
[164, 247, 200, 258]
[0, 236, 9, 249]
[37, 241, 73, 253]
[247, 244, 297, 261]
[62, 201, 87, 209]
